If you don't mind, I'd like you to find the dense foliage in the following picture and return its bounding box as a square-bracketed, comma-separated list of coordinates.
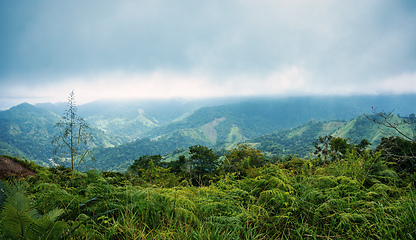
[1, 137, 415, 239]
[1, 98, 415, 172]
[376, 136, 416, 177]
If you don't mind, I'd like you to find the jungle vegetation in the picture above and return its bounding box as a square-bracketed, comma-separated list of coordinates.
[2, 95, 416, 171]
[1, 95, 415, 238]
[0, 135, 415, 239]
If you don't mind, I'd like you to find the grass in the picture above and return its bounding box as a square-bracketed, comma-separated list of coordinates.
[1, 149, 415, 239]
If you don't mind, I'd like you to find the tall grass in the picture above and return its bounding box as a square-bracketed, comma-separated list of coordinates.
[0, 151, 414, 239]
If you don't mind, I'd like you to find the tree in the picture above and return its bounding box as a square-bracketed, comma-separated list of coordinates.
[167, 155, 186, 175]
[220, 143, 266, 177]
[128, 154, 163, 176]
[313, 135, 333, 161]
[52, 90, 94, 171]
[313, 136, 371, 161]
[376, 136, 416, 175]
[188, 145, 219, 186]
[367, 108, 416, 175]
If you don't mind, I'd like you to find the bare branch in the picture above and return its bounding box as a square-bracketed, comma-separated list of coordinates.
[366, 107, 415, 143]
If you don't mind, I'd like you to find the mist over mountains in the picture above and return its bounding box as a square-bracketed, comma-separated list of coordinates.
[1, 95, 415, 171]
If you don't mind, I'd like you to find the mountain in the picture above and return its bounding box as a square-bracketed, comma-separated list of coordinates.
[142, 95, 416, 149]
[37, 98, 242, 142]
[0, 103, 60, 163]
[0, 103, 118, 165]
[252, 113, 416, 158]
[1, 95, 415, 170]
[91, 112, 416, 172]
[89, 95, 416, 171]
[37, 95, 416, 146]
[332, 114, 415, 145]
[252, 119, 348, 158]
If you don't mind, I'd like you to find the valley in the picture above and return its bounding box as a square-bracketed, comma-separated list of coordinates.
[0, 95, 415, 239]
[0, 95, 415, 171]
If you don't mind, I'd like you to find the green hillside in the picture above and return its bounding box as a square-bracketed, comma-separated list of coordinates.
[90, 133, 210, 172]
[1, 96, 415, 170]
[253, 119, 348, 158]
[142, 95, 416, 149]
[1, 139, 415, 239]
[37, 98, 233, 142]
[332, 114, 415, 145]
[252, 114, 416, 159]
[0, 103, 120, 165]
[91, 112, 415, 172]
[0, 103, 59, 163]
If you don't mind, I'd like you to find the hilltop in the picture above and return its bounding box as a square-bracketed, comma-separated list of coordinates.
[0, 156, 37, 179]
[0, 95, 415, 171]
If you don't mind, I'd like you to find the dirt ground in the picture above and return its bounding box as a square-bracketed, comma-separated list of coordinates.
[0, 156, 37, 179]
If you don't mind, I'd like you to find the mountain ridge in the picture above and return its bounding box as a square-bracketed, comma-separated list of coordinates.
[1, 95, 415, 170]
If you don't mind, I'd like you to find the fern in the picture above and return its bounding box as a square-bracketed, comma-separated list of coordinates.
[1, 181, 36, 239]
[173, 207, 199, 225]
[30, 209, 66, 240]
[0, 181, 67, 240]
[337, 212, 369, 231]
[1, 204, 35, 239]
[259, 188, 290, 209]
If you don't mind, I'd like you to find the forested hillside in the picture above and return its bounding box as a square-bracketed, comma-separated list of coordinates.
[0, 96, 415, 238]
[1, 133, 415, 239]
[0, 103, 59, 162]
[142, 95, 416, 148]
[253, 119, 348, 157]
[0, 103, 121, 166]
[253, 114, 416, 159]
[37, 98, 238, 142]
[87, 112, 416, 172]
[1, 95, 415, 170]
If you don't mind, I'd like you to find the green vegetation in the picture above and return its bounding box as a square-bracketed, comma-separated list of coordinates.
[0, 181, 67, 239]
[0, 103, 119, 166]
[0, 136, 415, 239]
[253, 120, 348, 158]
[0, 103, 60, 163]
[1, 97, 416, 172]
[253, 114, 416, 160]
[52, 90, 94, 171]
[2, 96, 415, 238]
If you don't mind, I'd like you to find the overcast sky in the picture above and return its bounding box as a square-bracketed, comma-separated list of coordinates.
[1, 0, 416, 109]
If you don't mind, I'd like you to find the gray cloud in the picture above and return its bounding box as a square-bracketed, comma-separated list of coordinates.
[0, 0, 415, 107]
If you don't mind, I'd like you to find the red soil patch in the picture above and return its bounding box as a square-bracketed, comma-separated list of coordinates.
[0, 156, 37, 179]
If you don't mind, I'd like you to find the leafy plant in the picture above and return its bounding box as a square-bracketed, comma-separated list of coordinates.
[0, 181, 66, 240]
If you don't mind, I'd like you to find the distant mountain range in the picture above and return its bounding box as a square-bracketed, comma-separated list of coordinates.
[1, 95, 415, 170]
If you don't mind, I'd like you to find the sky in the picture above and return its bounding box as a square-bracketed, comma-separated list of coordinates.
[1, 0, 416, 109]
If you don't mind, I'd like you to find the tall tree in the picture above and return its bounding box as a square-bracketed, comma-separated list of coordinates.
[220, 144, 266, 177]
[188, 145, 219, 186]
[52, 90, 94, 171]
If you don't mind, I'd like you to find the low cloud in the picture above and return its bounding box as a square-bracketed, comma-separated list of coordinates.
[0, 0, 415, 108]
[2, 67, 415, 109]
